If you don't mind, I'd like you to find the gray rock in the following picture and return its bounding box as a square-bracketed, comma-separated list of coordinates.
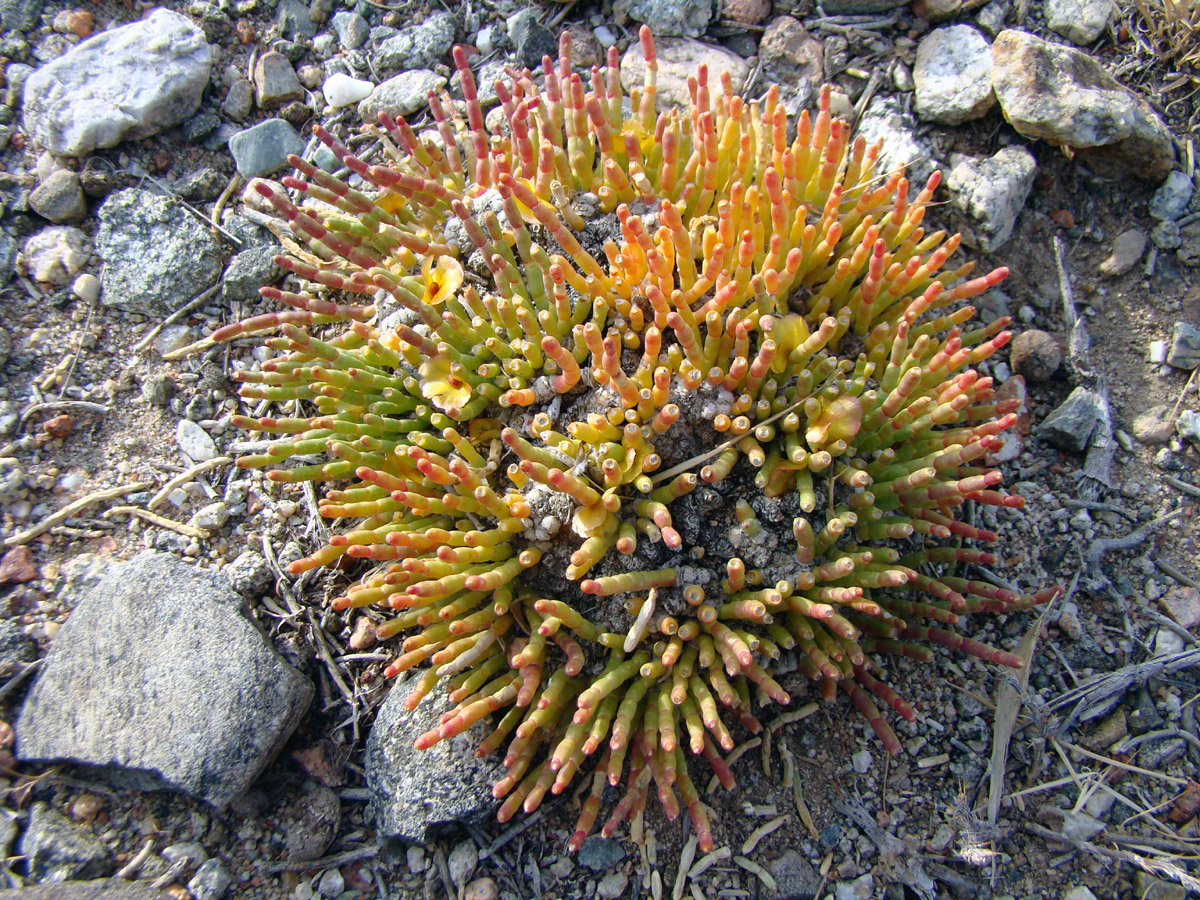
[187, 858, 233, 900]
[833, 874, 874, 900]
[1046, 0, 1113, 45]
[1010, 330, 1062, 381]
[15, 551, 313, 807]
[22, 10, 213, 157]
[759, 16, 824, 90]
[576, 836, 625, 871]
[1168, 321, 1200, 369]
[314, 143, 339, 172]
[276, 0, 317, 39]
[228, 118, 306, 178]
[856, 94, 938, 185]
[1177, 410, 1200, 443]
[316, 869, 343, 898]
[1039, 386, 1101, 452]
[365, 675, 505, 841]
[976, 1, 1009, 36]
[253, 52, 304, 109]
[612, 0, 715, 38]
[991, 30, 1175, 181]
[20, 803, 109, 882]
[0, 0, 41, 31]
[176, 419, 217, 461]
[1149, 171, 1194, 221]
[620, 37, 749, 109]
[181, 112, 220, 144]
[913, 25, 995, 125]
[0, 232, 14, 286]
[507, 9, 557, 69]
[0, 881, 175, 900]
[176, 167, 228, 203]
[371, 11, 456, 76]
[222, 79, 254, 123]
[223, 244, 284, 302]
[0, 620, 33, 674]
[96, 189, 223, 317]
[1151, 219, 1182, 251]
[1099, 229, 1147, 276]
[947, 146, 1035, 251]
[357, 70, 446, 122]
[5, 63, 33, 110]
[28, 169, 86, 224]
[21, 226, 89, 285]
[1139, 736, 1185, 770]
[1131, 404, 1176, 445]
[767, 850, 821, 900]
[597, 872, 628, 899]
[331, 11, 368, 49]
[284, 783, 341, 861]
[141, 373, 174, 407]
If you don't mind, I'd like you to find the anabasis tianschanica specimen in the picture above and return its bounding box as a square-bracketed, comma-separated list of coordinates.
[217, 28, 1054, 851]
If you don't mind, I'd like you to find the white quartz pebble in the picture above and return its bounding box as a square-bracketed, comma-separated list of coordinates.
[323, 72, 374, 109]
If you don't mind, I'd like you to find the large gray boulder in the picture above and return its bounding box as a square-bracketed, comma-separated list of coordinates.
[96, 188, 224, 316]
[16, 551, 312, 807]
[23, 10, 213, 157]
[991, 29, 1175, 180]
[365, 676, 506, 841]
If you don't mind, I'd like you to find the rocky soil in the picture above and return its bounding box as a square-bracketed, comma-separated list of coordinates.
[0, 0, 1198, 898]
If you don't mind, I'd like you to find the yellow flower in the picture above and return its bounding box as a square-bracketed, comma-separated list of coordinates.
[422, 255, 463, 307]
[419, 355, 473, 413]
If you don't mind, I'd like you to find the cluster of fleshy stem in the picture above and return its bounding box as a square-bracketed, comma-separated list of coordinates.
[216, 28, 1055, 851]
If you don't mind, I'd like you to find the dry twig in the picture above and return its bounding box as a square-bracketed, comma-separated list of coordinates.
[148, 456, 232, 510]
[3, 482, 152, 547]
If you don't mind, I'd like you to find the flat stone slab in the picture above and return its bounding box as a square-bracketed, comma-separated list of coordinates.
[16, 551, 312, 807]
[22, 9, 212, 156]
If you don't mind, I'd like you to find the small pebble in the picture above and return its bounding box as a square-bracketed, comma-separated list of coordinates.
[1177, 409, 1200, 443]
[597, 871, 628, 900]
[448, 841, 478, 888]
[72, 272, 100, 303]
[323, 72, 373, 109]
[1009, 329, 1062, 382]
[176, 419, 217, 461]
[42, 414, 72, 439]
[406, 846, 426, 873]
[68, 793, 103, 823]
[464, 877, 499, 900]
[1098, 229, 1147, 276]
[316, 867, 343, 898]
[475, 25, 494, 55]
[348, 616, 376, 650]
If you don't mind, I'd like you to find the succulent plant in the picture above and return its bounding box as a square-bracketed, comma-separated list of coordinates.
[218, 28, 1054, 851]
